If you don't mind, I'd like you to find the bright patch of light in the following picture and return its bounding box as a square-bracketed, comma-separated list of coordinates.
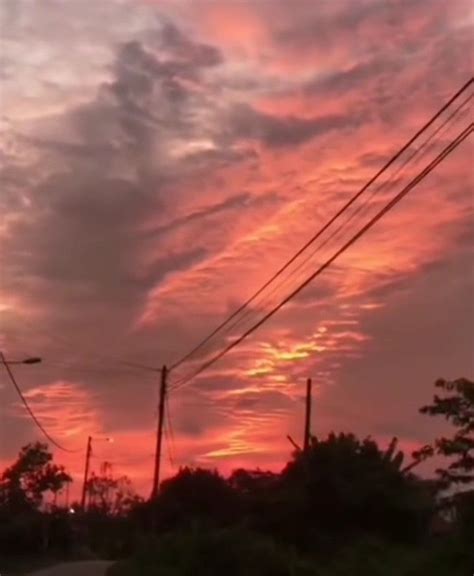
[169, 138, 216, 158]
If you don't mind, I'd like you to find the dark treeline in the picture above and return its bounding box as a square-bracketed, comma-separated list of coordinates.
[1, 378, 473, 575]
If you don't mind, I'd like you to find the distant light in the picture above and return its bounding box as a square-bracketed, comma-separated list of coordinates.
[68, 507, 76, 514]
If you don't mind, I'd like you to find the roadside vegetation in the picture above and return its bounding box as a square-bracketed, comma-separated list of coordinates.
[1, 377, 472, 575]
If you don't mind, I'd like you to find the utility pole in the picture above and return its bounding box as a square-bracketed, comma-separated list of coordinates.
[303, 378, 312, 453]
[151, 364, 167, 499]
[81, 435, 92, 510]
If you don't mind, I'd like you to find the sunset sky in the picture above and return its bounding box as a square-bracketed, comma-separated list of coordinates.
[1, 0, 473, 498]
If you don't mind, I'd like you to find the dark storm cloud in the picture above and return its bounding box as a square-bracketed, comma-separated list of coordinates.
[2, 175, 144, 289]
[1, 22, 227, 314]
[103, 22, 221, 135]
[107, 40, 191, 141]
[227, 103, 355, 148]
[1, 14, 317, 441]
[159, 21, 223, 68]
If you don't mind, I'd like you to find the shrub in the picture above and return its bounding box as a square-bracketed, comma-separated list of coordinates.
[108, 525, 318, 576]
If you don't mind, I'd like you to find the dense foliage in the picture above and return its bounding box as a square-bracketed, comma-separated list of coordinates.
[417, 377, 474, 486]
[0, 442, 71, 512]
[1, 377, 472, 574]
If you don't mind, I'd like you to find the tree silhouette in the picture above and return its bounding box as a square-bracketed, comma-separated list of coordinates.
[0, 443, 72, 555]
[228, 468, 279, 495]
[87, 463, 141, 516]
[416, 377, 474, 486]
[280, 433, 432, 547]
[228, 468, 280, 534]
[0, 442, 71, 512]
[154, 467, 238, 530]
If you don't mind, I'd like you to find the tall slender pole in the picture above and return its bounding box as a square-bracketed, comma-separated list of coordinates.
[151, 365, 167, 499]
[65, 480, 70, 508]
[303, 378, 312, 453]
[81, 435, 92, 510]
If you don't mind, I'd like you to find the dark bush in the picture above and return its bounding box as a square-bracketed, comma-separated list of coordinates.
[108, 526, 318, 576]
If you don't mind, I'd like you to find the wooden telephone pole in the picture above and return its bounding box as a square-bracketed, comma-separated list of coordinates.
[81, 435, 92, 510]
[303, 378, 312, 452]
[151, 365, 168, 499]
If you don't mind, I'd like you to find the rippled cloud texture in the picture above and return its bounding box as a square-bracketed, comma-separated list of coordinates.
[1, 0, 473, 495]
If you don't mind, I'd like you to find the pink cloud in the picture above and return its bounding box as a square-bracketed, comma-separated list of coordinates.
[1, 0, 472, 496]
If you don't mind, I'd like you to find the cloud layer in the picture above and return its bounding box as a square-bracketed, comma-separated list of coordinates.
[1, 0, 472, 496]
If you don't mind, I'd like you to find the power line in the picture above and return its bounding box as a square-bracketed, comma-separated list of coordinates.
[38, 360, 156, 379]
[0, 351, 79, 453]
[4, 326, 164, 377]
[223, 90, 473, 334]
[187, 91, 472, 353]
[119, 361, 161, 373]
[9, 316, 157, 376]
[169, 123, 472, 392]
[169, 77, 473, 373]
[170, 124, 472, 390]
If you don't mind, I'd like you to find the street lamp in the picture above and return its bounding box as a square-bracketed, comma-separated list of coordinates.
[0, 355, 42, 365]
[81, 435, 114, 511]
[22, 357, 42, 365]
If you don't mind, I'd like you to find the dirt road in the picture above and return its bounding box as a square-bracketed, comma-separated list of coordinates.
[28, 560, 113, 576]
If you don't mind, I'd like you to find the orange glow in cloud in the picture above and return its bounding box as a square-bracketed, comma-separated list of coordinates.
[1, 0, 472, 496]
[22, 380, 100, 441]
